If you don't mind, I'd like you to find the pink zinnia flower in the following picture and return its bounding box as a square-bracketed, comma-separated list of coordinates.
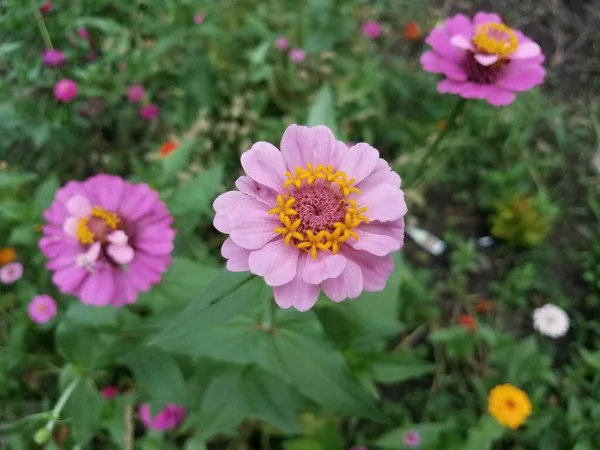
[42, 49, 66, 67]
[140, 104, 159, 121]
[28, 295, 57, 324]
[39, 175, 175, 307]
[54, 79, 78, 103]
[77, 27, 89, 40]
[213, 125, 407, 312]
[289, 48, 306, 63]
[420, 12, 545, 106]
[362, 20, 382, 39]
[403, 430, 421, 448]
[101, 386, 119, 399]
[139, 403, 186, 431]
[0, 262, 23, 284]
[127, 85, 145, 103]
[275, 37, 289, 50]
[39, 1, 51, 14]
[194, 13, 205, 24]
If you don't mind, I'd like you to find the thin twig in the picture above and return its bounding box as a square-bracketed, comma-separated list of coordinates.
[125, 404, 134, 450]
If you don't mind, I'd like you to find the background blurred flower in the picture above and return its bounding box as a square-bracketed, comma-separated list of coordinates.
[139, 403, 186, 431]
[77, 27, 89, 40]
[362, 20, 382, 39]
[488, 384, 532, 429]
[160, 141, 178, 157]
[140, 104, 160, 120]
[39, 1, 51, 14]
[27, 295, 57, 324]
[289, 48, 306, 62]
[54, 79, 78, 103]
[533, 304, 569, 338]
[42, 49, 66, 67]
[101, 386, 119, 400]
[458, 314, 477, 331]
[0, 247, 16, 266]
[0, 262, 23, 284]
[127, 85, 146, 103]
[275, 37, 289, 50]
[404, 21, 422, 41]
[194, 13, 205, 24]
[403, 430, 421, 447]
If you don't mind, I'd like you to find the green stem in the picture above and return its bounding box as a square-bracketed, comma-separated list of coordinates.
[45, 377, 80, 433]
[262, 296, 276, 331]
[31, 0, 54, 49]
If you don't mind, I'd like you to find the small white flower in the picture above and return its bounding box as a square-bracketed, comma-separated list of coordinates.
[533, 304, 569, 338]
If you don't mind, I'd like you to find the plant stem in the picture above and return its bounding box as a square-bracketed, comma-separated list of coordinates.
[45, 376, 80, 434]
[262, 296, 276, 331]
[31, 0, 54, 49]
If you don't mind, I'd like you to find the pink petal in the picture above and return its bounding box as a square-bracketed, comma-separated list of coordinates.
[356, 159, 401, 195]
[310, 126, 342, 167]
[107, 243, 135, 264]
[459, 82, 492, 99]
[511, 41, 542, 60]
[52, 267, 88, 293]
[80, 269, 116, 306]
[66, 195, 91, 217]
[214, 214, 230, 234]
[86, 242, 101, 263]
[439, 59, 468, 81]
[213, 191, 262, 234]
[302, 252, 346, 284]
[425, 27, 464, 63]
[360, 218, 405, 244]
[280, 124, 313, 171]
[348, 228, 401, 256]
[444, 14, 473, 37]
[420, 51, 444, 73]
[273, 261, 320, 312]
[248, 240, 299, 286]
[86, 175, 125, 211]
[135, 227, 176, 255]
[235, 176, 278, 205]
[450, 34, 474, 51]
[47, 252, 78, 271]
[240, 142, 286, 193]
[495, 63, 546, 92]
[110, 270, 139, 307]
[337, 143, 380, 184]
[63, 217, 79, 237]
[437, 79, 466, 94]
[474, 53, 499, 66]
[221, 237, 250, 272]
[107, 230, 128, 245]
[322, 258, 363, 302]
[473, 12, 502, 27]
[358, 185, 407, 222]
[228, 203, 279, 250]
[342, 246, 394, 292]
[118, 183, 160, 222]
[482, 86, 516, 106]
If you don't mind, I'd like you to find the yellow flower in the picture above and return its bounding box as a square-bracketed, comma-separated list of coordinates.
[488, 384, 532, 429]
[0, 247, 16, 266]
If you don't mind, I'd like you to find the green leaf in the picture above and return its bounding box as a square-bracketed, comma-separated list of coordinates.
[166, 165, 223, 217]
[375, 422, 445, 449]
[0, 172, 37, 188]
[56, 323, 106, 369]
[0, 200, 31, 221]
[64, 303, 120, 328]
[64, 377, 104, 445]
[76, 17, 128, 34]
[33, 175, 60, 212]
[8, 225, 37, 245]
[0, 413, 50, 437]
[284, 438, 324, 450]
[123, 347, 187, 411]
[161, 139, 196, 180]
[306, 84, 337, 134]
[462, 415, 505, 450]
[370, 352, 435, 384]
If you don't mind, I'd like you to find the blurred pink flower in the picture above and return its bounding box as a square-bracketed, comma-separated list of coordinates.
[140, 104, 160, 120]
[39, 1, 51, 14]
[194, 13, 205, 24]
[289, 48, 306, 63]
[403, 430, 421, 448]
[275, 37, 289, 50]
[140, 403, 186, 431]
[0, 262, 23, 284]
[213, 124, 406, 312]
[101, 386, 119, 400]
[42, 49, 66, 67]
[127, 85, 145, 103]
[54, 79, 78, 103]
[77, 27, 89, 40]
[39, 175, 175, 307]
[28, 295, 57, 324]
[362, 20, 382, 39]
[420, 12, 545, 106]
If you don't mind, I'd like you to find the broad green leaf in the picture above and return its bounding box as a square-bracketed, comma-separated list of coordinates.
[370, 352, 435, 384]
[123, 347, 187, 411]
[8, 225, 37, 245]
[307, 84, 337, 134]
[105, 393, 135, 448]
[0, 172, 37, 188]
[56, 322, 107, 369]
[161, 139, 196, 180]
[64, 377, 104, 446]
[64, 303, 120, 328]
[462, 415, 504, 450]
[166, 165, 223, 217]
[33, 175, 59, 212]
[0, 413, 50, 437]
[0, 201, 30, 221]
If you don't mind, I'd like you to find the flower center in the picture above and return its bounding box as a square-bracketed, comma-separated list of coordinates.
[472, 22, 517, 59]
[505, 398, 516, 410]
[462, 53, 509, 84]
[76, 207, 120, 244]
[268, 164, 369, 259]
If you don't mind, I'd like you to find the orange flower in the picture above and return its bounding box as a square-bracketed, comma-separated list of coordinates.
[458, 314, 477, 332]
[0, 247, 16, 266]
[436, 120, 447, 131]
[475, 298, 494, 313]
[404, 21, 422, 42]
[160, 141, 178, 158]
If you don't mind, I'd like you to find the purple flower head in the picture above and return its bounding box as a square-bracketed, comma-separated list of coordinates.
[275, 37, 289, 51]
[140, 403, 186, 431]
[362, 20, 382, 39]
[42, 49, 66, 67]
[289, 48, 306, 63]
[403, 430, 421, 448]
[39, 1, 51, 14]
[127, 85, 146, 103]
[101, 386, 119, 399]
[0, 262, 23, 284]
[54, 79, 78, 103]
[77, 27, 89, 40]
[39, 175, 175, 307]
[420, 12, 545, 106]
[194, 13, 205, 24]
[28, 295, 57, 324]
[140, 104, 160, 121]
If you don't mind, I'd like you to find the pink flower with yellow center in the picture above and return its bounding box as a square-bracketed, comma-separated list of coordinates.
[40, 175, 175, 307]
[214, 125, 407, 312]
[420, 12, 545, 106]
[28, 295, 57, 324]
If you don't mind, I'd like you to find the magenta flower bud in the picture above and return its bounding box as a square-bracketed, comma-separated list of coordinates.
[127, 84, 145, 103]
[194, 13, 205, 24]
[28, 295, 57, 324]
[140, 104, 160, 121]
[77, 27, 89, 40]
[140, 404, 186, 431]
[42, 49, 66, 67]
[403, 430, 421, 448]
[101, 386, 119, 399]
[362, 20, 382, 39]
[39, 1, 51, 14]
[289, 48, 306, 63]
[275, 37, 289, 50]
[54, 79, 78, 103]
[0, 262, 23, 284]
